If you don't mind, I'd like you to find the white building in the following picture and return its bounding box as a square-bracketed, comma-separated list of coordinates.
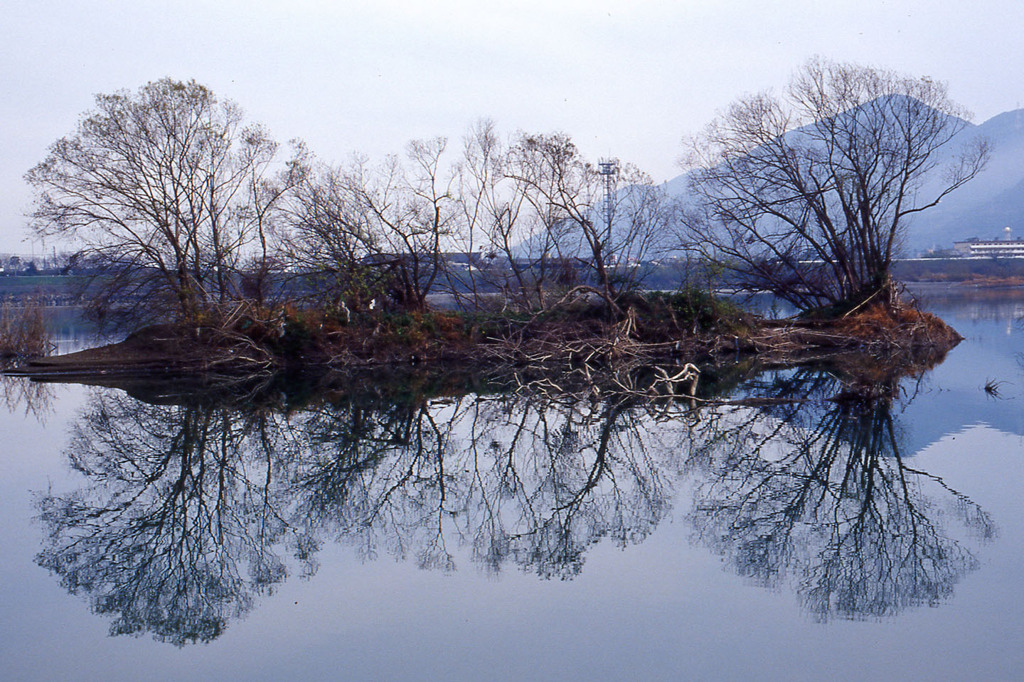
[953, 227, 1024, 258]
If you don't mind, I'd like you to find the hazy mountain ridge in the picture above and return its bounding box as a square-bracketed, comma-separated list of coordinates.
[662, 103, 1024, 256]
[908, 108, 1024, 252]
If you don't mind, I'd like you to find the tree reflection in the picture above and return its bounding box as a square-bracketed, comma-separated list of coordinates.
[688, 371, 994, 621]
[36, 389, 315, 645]
[35, 364, 995, 642]
[1, 373, 54, 421]
[290, 385, 682, 579]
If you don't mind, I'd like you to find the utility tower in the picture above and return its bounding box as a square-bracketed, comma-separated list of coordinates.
[598, 159, 618, 238]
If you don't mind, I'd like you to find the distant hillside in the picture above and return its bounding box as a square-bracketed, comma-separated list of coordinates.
[662, 104, 1024, 256]
[906, 108, 1024, 252]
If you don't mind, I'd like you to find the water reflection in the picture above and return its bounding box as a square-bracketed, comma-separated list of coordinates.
[28, 363, 992, 643]
[297, 386, 686, 579]
[912, 285, 1024, 335]
[35, 389, 316, 645]
[0, 371, 54, 420]
[687, 371, 994, 621]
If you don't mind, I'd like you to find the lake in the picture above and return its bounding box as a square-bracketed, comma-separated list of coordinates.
[2, 288, 1023, 681]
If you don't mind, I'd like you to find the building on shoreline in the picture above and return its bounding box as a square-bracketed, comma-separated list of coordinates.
[953, 227, 1024, 258]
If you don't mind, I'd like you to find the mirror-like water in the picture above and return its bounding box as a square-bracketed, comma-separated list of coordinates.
[2, 289, 1023, 681]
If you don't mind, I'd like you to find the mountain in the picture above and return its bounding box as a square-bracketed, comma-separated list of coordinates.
[907, 108, 1024, 252]
[661, 104, 1024, 256]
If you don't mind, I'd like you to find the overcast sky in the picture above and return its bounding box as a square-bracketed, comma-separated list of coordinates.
[3, 0, 1023, 250]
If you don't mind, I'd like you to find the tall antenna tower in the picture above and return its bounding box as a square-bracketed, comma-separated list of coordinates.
[598, 159, 618, 238]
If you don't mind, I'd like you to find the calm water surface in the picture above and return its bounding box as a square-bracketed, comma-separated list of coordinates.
[2, 291, 1023, 681]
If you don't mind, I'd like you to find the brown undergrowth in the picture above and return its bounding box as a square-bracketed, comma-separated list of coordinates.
[741, 301, 961, 361]
[831, 302, 962, 347]
[0, 299, 54, 361]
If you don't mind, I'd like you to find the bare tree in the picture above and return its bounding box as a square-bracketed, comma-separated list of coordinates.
[286, 124, 673, 317]
[506, 132, 674, 314]
[25, 79, 300, 326]
[370, 138, 457, 311]
[284, 159, 384, 313]
[444, 119, 514, 312]
[444, 123, 558, 313]
[286, 139, 457, 313]
[682, 58, 989, 311]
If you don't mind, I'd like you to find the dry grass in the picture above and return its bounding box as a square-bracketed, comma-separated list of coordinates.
[0, 300, 54, 359]
[830, 302, 962, 349]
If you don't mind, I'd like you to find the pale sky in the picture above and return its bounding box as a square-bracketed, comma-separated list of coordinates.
[3, 0, 1023, 249]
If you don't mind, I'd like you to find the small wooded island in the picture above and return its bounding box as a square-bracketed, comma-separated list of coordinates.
[9, 290, 961, 406]
[3, 59, 988, 393]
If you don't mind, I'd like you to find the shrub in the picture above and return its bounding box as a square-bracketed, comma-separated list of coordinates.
[0, 299, 53, 359]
